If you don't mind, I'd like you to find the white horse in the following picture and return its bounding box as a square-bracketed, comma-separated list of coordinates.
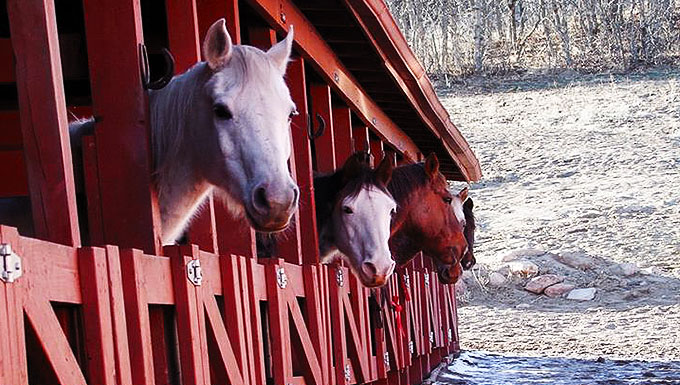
[84, 19, 300, 244]
[315, 153, 397, 287]
[3, 19, 300, 244]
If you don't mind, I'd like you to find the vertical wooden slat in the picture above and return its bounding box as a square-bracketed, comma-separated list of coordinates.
[352, 126, 370, 153]
[82, 0, 162, 254]
[79, 247, 117, 385]
[287, 58, 319, 264]
[197, 0, 241, 45]
[6, 0, 80, 246]
[265, 260, 293, 384]
[221, 255, 251, 384]
[104, 246, 133, 385]
[310, 84, 335, 173]
[168, 245, 208, 385]
[0, 226, 26, 385]
[120, 249, 156, 385]
[332, 107, 353, 162]
[370, 138, 384, 165]
[166, 0, 201, 73]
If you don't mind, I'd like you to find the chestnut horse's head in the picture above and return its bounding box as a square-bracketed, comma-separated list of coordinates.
[435, 196, 476, 284]
[388, 153, 469, 268]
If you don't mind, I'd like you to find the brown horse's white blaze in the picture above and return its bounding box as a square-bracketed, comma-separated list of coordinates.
[436, 187, 471, 284]
[317, 154, 397, 287]
[152, 19, 299, 243]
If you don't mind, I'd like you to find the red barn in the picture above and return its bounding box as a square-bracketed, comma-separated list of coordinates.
[0, 0, 480, 384]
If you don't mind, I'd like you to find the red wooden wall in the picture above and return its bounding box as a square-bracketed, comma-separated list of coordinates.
[0, 0, 460, 384]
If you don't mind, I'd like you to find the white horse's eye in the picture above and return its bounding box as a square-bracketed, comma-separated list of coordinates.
[390, 208, 396, 216]
[342, 206, 353, 214]
[213, 104, 233, 120]
[289, 109, 299, 119]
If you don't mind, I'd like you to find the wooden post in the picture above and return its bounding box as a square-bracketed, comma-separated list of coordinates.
[7, 0, 81, 246]
[82, 0, 162, 254]
[310, 84, 335, 173]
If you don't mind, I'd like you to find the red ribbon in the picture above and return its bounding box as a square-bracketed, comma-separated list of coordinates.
[400, 275, 411, 302]
[391, 295, 406, 338]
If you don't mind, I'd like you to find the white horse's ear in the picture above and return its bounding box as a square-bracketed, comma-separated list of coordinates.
[267, 26, 294, 75]
[203, 19, 233, 70]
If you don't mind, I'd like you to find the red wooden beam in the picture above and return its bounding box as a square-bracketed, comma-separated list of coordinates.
[7, 0, 81, 246]
[243, 0, 419, 160]
[82, 0, 162, 254]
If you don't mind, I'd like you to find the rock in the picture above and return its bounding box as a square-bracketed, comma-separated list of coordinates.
[454, 278, 467, 296]
[544, 283, 575, 298]
[498, 248, 546, 262]
[506, 259, 539, 277]
[524, 274, 564, 294]
[640, 266, 662, 275]
[515, 303, 531, 309]
[488, 272, 507, 287]
[552, 251, 595, 270]
[616, 263, 639, 276]
[566, 287, 597, 301]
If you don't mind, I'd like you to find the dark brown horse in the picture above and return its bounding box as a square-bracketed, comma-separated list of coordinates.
[436, 196, 476, 284]
[388, 154, 469, 271]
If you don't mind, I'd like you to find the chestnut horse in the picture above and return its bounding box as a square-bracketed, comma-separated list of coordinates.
[388, 154, 469, 271]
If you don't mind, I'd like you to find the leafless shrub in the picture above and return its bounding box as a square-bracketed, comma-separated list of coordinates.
[386, 0, 680, 76]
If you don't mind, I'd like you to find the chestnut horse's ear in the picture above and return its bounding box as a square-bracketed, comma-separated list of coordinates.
[458, 186, 469, 202]
[375, 157, 393, 186]
[424, 153, 439, 179]
[203, 19, 233, 70]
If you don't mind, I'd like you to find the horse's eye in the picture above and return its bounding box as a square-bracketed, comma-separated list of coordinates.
[213, 104, 233, 120]
[289, 109, 299, 119]
[443, 197, 453, 204]
[390, 208, 396, 216]
[342, 206, 353, 214]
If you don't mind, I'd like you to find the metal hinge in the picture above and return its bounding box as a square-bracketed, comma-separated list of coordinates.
[344, 364, 351, 382]
[276, 267, 288, 289]
[186, 259, 203, 286]
[0, 243, 22, 283]
[336, 268, 345, 287]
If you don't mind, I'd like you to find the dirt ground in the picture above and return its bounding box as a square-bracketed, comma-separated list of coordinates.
[439, 68, 680, 361]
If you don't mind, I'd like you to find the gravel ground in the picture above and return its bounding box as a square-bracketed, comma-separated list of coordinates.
[439, 68, 680, 361]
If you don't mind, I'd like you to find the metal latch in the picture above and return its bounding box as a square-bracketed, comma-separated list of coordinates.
[186, 259, 203, 286]
[0, 243, 22, 283]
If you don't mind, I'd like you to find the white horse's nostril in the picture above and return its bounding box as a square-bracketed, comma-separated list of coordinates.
[252, 184, 270, 214]
[362, 261, 378, 277]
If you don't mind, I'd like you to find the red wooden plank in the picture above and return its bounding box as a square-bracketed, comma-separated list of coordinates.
[220, 255, 251, 383]
[264, 260, 294, 384]
[103, 246, 133, 385]
[0, 111, 22, 148]
[286, 57, 319, 264]
[329, 267, 350, 385]
[310, 84, 336, 172]
[248, 27, 277, 50]
[119, 248, 156, 385]
[168, 245, 209, 385]
[302, 265, 331, 384]
[0, 39, 14, 83]
[82, 0, 162, 254]
[188, 196, 219, 253]
[7, 0, 81, 246]
[244, 0, 420, 159]
[78, 247, 117, 385]
[82, 136, 104, 245]
[0, 151, 28, 197]
[166, 0, 201, 73]
[197, 0, 241, 45]
[0, 227, 23, 385]
[352, 126, 370, 153]
[24, 296, 87, 385]
[204, 294, 246, 385]
[244, 257, 268, 385]
[332, 107, 353, 162]
[370, 138, 384, 165]
[288, 296, 323, 385]
[215, 203, 257, 258]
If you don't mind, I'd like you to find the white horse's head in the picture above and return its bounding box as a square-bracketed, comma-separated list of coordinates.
[332, 156, 397, 287]
[197, 19, 299, 232]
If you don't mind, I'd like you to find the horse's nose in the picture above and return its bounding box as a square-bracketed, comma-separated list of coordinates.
[250, 181, 298, 231]
[361, 259, 395, 287]
[438, 263, 462, 284]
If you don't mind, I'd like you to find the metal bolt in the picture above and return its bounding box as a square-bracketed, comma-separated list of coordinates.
[408, 340, 414, 354]
[403, 273, 410, 288]
[280, 12, 286, 23]
[429, 331, 435, 344]
[383, 352, 390, 367]
[336, 268, 345, 287]
[424, 274, 430, 287]
[372, 117, 377, 125]
[344, 364, 351, 381]
[334, 72, 340, 82]
[276, 267, 288, 289]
